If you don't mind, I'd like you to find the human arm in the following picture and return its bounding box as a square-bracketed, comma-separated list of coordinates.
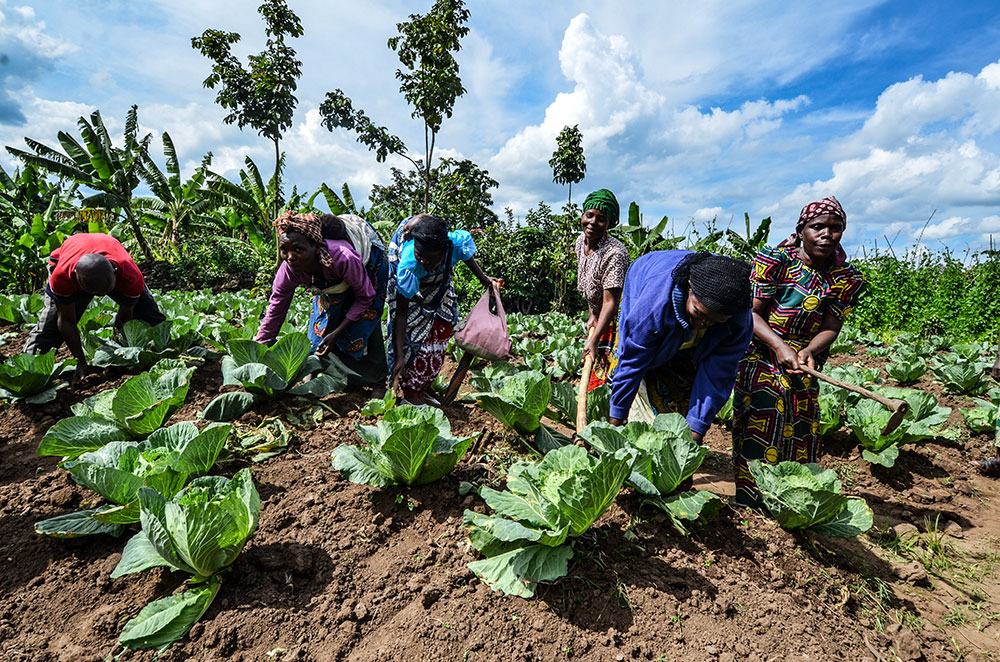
[463, 256, 496, 290]
[315, 316, 352, 357]
[750, 297, 801, 372]
[608, 306, 664, 424]
[584, 287, 621, 359]
[390, 293, 410, 391]
[113, 303, 134, 342]
[254, 263, 300, 345]
[798, 311, 844, 370]
[55, 300, 88, 384]
[329, 243, 375, 322]
[686, 313, 754, 437]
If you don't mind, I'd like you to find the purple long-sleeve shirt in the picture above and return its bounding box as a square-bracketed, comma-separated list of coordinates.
[255, 238, 374, 344]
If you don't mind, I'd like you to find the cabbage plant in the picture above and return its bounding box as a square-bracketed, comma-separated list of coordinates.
[818, 381, 848, 436]
[931, 353, 989, 395]
[332, 405, 478, 486]
[201, 332, 349, 421]
[885, 351, 928, 385]
[578, 414, 722, 533]
[548, 381, 610, 428]
[110, 468, 259, 651]
[0, 350, 72, 403]
[847, 386, 957, 467]
[35, 422, 230, 538]
[961, 389, 1000, 435]
[38, 359, 195, 459]
[86, 319, 207, 369]
[464, 445, 633, 597]
[748, 461, 873, 537]
[474, 370, 550, 435]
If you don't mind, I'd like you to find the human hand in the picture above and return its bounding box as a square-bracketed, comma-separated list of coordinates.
[797, 348, 817, 371]
[391, 361, 405, 396]
[315, 330, 341, 357]
[775, 344, 801, 373]
[583, 335, 599, 360]
[72, 363, 90, 387]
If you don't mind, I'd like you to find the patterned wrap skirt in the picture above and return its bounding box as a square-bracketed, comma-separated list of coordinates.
[307, 242, 389, 386]
[624, 348, 697, 424]
[588, 319, 619, 392]
[400, 316, 454, 401]
[731, 337, 820, 508]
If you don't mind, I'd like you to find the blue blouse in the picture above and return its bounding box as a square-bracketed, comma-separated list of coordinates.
[396, 230, 477, 299]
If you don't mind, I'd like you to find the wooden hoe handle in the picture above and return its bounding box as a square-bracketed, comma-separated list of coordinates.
[798, 364, 902, 411]
[577, 328, 596, 433]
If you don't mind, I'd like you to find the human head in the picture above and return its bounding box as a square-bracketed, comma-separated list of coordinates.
[794, 196, 847, 265]
[582, 189, 620, 229]
[319, 214, 349, 241]
[409, 214, 451, 271]
[671, 252, 752, 328]
[74, 253, 116, 295]
[273, 211, 334, 272]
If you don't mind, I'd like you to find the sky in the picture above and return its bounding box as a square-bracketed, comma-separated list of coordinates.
[2, 0, 1000, 258]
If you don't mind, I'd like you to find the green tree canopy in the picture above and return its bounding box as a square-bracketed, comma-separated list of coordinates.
[549, 124, 586, 205]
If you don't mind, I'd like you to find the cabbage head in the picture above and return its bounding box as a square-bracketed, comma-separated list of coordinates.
[748, 461, 872, 537]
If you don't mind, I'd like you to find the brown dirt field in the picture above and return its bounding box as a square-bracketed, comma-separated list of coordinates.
[1, 343, 999, 661]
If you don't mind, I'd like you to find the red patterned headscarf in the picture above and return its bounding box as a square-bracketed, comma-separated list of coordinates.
[778, 196, 848, 266]
[274, 211, 333, 270]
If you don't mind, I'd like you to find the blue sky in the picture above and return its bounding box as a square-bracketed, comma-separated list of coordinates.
[2, 0, 1000, 258]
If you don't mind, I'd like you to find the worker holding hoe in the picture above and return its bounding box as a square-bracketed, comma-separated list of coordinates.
[607, 250, 754, 440]
[23, 232, 166, 385]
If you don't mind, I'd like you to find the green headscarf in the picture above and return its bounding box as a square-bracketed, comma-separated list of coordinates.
[583, 189, 620, 228]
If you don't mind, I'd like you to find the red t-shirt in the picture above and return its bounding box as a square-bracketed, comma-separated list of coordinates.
[47, 233, 145, 300]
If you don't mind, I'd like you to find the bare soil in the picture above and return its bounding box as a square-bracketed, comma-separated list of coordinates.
[1, 343, 999, 662]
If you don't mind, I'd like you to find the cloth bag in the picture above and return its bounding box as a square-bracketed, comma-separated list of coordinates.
[454, 284, 512, 361]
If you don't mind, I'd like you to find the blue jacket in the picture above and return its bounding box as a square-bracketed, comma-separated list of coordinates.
[609, 250, 752, 435]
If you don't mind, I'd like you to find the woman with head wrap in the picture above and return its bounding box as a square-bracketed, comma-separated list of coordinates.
[387, 214, 496, 404]
[607, 250, 754, 443]
[575, 189, 630, 390]
[255, 211, 389, 386]
[732, 196, 865, 508]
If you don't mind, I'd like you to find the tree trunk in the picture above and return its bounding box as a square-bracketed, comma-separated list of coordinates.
[423, 125, 431, 211]
[273, 138, 282, 268]
[568, 182, 572, 207]
[124, 204, 155, 262]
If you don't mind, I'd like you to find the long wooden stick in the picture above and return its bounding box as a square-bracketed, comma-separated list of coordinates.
[576, 328, 596, 433]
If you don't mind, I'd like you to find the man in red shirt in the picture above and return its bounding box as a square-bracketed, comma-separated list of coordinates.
[24, 233, 166, 384]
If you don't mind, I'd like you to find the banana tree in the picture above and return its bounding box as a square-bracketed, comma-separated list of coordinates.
[6, 106, 155, 261]
[612, 202, 682, 260]
[206, 155, 283, 260]
[135, 132, 216, 257]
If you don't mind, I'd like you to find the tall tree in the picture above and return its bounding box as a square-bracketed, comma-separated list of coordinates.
[319, 0, 471, 209]
[549, 124, 586, 206]
[7, 106, 156, 261]
[191, 0, 303, 228]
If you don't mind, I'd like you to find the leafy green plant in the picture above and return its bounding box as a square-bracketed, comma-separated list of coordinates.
[748, 461, 873, 537]
[0, 350, 72, 403]
[818, 381, 848, 436]
[201, 332, 348, 421]
[87, 319, 206, 369]
[961, 392, 999, 435]
[931, 353, 989, 395]
[474, 370, 551, 436]
[548, 381, 610, 428]
[38, 359, 195, 459]
[332, 405, 478, 486]
[226, 417, 293, 462]
[464, 444, 633, 597]
[885, 350, 928, 385]
[111, 468, 260, 651]
[0, 293, 43, 325]
[35, 421, 230, 538]
[578, 414, 722, 534]
[847, 386, 957, 467]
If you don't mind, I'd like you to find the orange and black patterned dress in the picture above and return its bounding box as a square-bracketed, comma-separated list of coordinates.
[732, 244, 864, 508]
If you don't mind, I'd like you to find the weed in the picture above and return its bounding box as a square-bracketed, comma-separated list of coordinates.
[836, 462, 860, 486]
[914, 515, 959, 575]
[615, 580, 636, 612]
[944, 606, 969, 627]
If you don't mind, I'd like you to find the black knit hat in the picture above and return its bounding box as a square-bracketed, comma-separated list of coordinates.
[672, 252, 752, 315]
